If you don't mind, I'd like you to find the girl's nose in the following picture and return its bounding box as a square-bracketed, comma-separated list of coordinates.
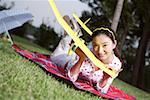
[98, 46, 104, 54]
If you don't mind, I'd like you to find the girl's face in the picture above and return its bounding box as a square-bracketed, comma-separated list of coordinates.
[92, 34, 116, 63]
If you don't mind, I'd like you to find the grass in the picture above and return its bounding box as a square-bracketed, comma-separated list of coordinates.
[0, 35, 150, 100]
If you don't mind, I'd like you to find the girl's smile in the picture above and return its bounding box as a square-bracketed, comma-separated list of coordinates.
[92, 34, 116, 64]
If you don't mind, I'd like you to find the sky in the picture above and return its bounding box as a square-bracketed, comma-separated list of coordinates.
[2, 0, 91, 33]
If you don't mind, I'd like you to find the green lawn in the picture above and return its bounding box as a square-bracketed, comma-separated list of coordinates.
[0, 35, 150, 100]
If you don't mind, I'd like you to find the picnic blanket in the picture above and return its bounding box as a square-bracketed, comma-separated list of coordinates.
[12, 44, 135, 100]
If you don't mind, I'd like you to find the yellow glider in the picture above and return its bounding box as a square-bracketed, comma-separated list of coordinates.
[72, 13, 92, 36]
[48, 0, 117, 78]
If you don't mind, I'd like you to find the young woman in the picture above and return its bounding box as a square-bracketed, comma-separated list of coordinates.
[50, 15, 122, 93]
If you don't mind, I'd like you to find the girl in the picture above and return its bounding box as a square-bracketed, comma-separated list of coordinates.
[50, 15, 122, 93]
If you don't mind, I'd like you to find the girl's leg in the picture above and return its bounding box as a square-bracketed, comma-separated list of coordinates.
[50, 15, 73, 67]
[51, 15, 73, 58]
[50, 35, 73, 67]
[50, 15, 81, 68]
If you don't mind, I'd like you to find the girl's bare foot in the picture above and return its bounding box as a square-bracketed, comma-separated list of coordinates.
[63, 15, 74, 35]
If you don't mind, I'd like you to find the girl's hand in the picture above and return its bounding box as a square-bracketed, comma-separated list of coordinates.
[75, 47, 87, 61]
[99, 72, 110, 88]
[69, 48, 86, 80]
[69, 51, 84, 81]
[99, 78, 108, 88]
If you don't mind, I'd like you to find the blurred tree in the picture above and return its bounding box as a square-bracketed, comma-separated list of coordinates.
[10, 20, 60, 51]
[0, 0, 14, 11]
[111, 0, 124, 32]
[132, 0, 150, 89]
[10, 22, 33, 38]
[34, 23, 60, 51]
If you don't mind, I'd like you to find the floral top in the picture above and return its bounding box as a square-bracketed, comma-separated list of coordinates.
[67, 54, 122, 83]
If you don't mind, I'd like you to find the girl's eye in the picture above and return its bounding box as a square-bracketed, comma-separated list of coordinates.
[93, 45, 96, 47]
[93, 45, 98, 50]
[93, 44, 98, 47]
[103, 44, 107, 47]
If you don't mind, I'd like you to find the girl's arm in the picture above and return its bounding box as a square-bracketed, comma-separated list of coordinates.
[69, 47, 86, 78]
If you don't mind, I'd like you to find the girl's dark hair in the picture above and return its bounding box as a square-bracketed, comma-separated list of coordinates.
[92, 27, 122, 61]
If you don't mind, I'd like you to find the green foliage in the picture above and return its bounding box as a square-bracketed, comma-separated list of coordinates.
[11, 22, 61, 51]
[0, 0, 15, 11]
[10, 22, 31, 37]
[34, 23, 61, 51]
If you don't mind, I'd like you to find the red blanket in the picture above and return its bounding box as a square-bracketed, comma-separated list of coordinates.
[12, 44, 135, 100]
